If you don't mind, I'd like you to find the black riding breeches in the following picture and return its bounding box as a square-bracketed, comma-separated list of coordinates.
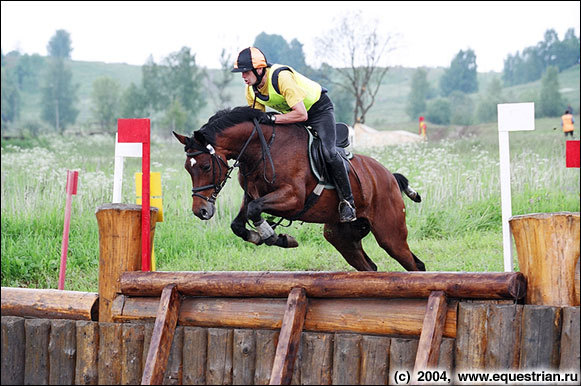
[306, 92, 340, 163]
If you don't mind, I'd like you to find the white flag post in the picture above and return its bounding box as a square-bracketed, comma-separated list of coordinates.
[497, 103, 535, 272]
[113, 132, 142, 203]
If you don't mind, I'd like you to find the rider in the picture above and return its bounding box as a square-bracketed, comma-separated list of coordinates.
[231, 46, 356, 222]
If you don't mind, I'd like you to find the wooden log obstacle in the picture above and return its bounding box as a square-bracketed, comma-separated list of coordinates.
[1, 204, 580, 385]
[510, 212, 580, 307]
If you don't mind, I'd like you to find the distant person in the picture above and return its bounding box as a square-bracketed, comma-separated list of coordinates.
[561, 109, 575, 138]
[418, 116, 427, 139]
[231, 47, 356, 222]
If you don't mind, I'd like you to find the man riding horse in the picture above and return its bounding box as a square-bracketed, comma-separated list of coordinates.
[231, 47, 357, 223]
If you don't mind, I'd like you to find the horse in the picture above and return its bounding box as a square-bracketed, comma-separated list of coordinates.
[173, 106, 426, 272]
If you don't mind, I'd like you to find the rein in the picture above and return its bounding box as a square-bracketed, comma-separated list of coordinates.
[186, 119, 276, 203]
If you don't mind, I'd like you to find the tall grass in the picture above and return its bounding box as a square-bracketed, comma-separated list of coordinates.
[1, 119, 579, 292]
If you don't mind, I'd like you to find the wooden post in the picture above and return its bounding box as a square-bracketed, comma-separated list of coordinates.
[141, 284, 181, 385]
[96, 203, 158, 322]
[1, 316, 25, 385]
[510, 212, 580, 306]
[413, 291, 448, 377]
[270, 287, 307, 385]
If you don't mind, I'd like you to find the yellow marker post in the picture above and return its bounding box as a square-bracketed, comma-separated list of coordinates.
[136, 172, 163, 271]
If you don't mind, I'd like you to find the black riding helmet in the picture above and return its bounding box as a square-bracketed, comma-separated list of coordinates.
[232, 47, 271, 87]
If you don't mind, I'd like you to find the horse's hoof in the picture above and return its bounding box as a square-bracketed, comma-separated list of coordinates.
[275, 234, 299, 248]
[264, 234, 279, 246]
[247, 231, 263, 245]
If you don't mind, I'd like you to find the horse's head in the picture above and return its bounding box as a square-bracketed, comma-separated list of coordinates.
[173, 130, 230, 220]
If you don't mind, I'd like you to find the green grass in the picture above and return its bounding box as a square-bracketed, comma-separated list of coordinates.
[2, 113, 579, 292]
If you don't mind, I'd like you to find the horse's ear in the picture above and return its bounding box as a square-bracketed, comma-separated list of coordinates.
[173, 131, 188, 145]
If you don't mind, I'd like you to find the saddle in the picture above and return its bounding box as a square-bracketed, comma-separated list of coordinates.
[306, 122, 354, 189]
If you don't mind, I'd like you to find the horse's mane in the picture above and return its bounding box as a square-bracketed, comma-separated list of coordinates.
[196, 106, 264, 144]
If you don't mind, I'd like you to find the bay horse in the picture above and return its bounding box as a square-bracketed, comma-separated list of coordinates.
[173, 106, 426, 271]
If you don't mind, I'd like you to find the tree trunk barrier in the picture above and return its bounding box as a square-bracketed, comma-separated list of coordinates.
[2, 206, 580, 384]
[510, 211, 580, 306]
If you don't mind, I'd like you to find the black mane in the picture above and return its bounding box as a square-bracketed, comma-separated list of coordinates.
[196, 106, 264, 144]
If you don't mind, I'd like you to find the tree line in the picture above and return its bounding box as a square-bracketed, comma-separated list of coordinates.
[2, 21, 579, 135]
[406, 28, 579, 126]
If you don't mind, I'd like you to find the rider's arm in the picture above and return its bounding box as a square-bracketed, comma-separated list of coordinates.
[273, 101, 308, 124]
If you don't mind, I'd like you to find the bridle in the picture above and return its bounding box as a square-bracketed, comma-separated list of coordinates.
[184, 118, 275, 204]
[186, 143, 232, 204]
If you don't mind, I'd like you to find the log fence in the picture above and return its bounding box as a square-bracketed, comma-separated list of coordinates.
[1, 204, 579, 385]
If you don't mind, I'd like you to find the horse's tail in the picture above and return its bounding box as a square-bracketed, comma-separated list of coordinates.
[393, 173, 422, 203]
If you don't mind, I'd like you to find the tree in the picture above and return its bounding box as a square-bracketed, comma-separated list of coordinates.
[426, 98, 451, 125]
[120, 83, 149, 118]
[137, 48, 206, 127]
[162, 99, 188, 132]
[406, 68, 430, 120]
[538, 66, 562, 117]
[40, 58, 79, 132]
[559, 28, 581, 70]
[440, 49, 478, 96]
[91, 76, 121, 132]
[141, 56, 168, 112]
[1, 66, 20, 127]
[206, 48, 234, 110]
[161, 47, 206, 122]
[47, 29, 72, 59]
[476, 77, 504, 123]
[502, 28, 580, 86]
[15, 54, 45, 92]
[253, 33, 309, 73]
[448, 91, 474, 126]
[315, 11, 394, 125]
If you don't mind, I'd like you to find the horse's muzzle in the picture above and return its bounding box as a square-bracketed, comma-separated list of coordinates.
[194, 202, 215, 220]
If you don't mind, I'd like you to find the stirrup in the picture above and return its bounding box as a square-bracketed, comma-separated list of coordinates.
[338, 200, 357, 222]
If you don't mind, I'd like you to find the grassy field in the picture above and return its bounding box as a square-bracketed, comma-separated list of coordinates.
[1, 114, 579, 292]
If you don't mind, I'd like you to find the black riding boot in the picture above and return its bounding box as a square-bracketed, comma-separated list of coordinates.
[328, 158, 356, 222]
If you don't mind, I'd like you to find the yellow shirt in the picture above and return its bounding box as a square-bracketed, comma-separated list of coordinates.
[245, 68, 307, 112]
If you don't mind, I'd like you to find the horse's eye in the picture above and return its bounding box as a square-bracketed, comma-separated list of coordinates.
[201, 163, 211, 172]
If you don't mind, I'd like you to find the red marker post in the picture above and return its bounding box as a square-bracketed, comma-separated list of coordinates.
[58, 170, 78, 290]
[566, 140, 580, 168]
[117, 119, 152, 271]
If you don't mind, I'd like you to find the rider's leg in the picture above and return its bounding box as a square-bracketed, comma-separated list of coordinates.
[307, 93, 356, 222]
[326, 151, 357, 222]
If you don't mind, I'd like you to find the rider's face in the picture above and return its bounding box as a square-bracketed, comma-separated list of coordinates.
[241, 70, 255, 85]
[241, 68, 263, 86]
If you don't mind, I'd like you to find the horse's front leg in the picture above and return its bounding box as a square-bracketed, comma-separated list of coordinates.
[230, 194, 263, 245]
[246, 186, 300, 248]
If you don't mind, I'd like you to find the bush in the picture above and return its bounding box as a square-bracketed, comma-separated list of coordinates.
[426, 98, 451, 124]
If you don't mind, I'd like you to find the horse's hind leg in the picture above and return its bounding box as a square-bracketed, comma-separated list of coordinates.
[323, 219, 377, 271]
[370, 218, 426, 271]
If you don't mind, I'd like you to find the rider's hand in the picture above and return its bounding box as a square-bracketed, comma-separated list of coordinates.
[258, 112, 277, 125]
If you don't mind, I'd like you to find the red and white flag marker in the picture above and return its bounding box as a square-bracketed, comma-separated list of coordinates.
[58, 170, 78, 290]
[117, 119, 152, 271]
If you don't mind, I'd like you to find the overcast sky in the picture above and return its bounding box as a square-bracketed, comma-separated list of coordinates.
[2, 1, 580, 72]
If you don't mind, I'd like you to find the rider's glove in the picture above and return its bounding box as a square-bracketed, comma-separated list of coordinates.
[258, 112, 277, 125]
